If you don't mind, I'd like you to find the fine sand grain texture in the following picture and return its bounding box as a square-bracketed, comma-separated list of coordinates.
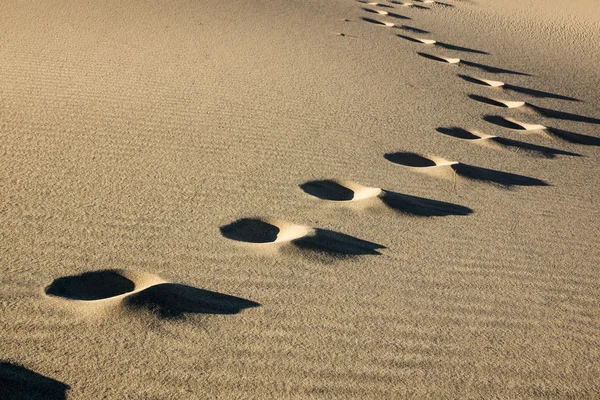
[1, 0, 599, 398]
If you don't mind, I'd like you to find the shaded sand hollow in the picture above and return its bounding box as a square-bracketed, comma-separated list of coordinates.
[1, 0, 599, 398]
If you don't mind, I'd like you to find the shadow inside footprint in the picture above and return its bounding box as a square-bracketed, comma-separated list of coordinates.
[293, 229, 385, 256]
[220, 218, 280, 243]
[361, 17, 392, 26]
[0, 362, 69, 400]
[450, 163, 549, 187]
[436, 127, 481, 140]
[384, 152, 437, 167]
[300, 180, 355, 201]
[380, 190, 473, 216]
[125, 284, 260, 319]
[469, 94, 517, 108]
[45, 270, 135, 300]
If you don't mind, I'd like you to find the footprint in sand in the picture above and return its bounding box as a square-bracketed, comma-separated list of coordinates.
[390, 1, 431, 10]
[469, 94, 600, 124]
[359, 1, 395, 8]
[418, 53, 531, 76]
[483, 115, 600, 146]
[362, 8, 411, 19]
[0, 362, 70, 400]
[384, 151, 549, 188]
[220, 218, 385, 256]
[398, 34, 488, 54]
[436, 127, 580, 158]
[300, 179, 472, 216]
[45, 270, 259, 319]
[457, 74, 580, 102]
[362, 17, 430, 33]
[413, 0, 454, 7]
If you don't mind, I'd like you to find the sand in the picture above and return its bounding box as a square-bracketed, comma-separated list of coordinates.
[1, 0, 599, 398]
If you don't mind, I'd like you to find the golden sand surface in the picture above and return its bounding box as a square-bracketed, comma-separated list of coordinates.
[1, 0, 599, 398]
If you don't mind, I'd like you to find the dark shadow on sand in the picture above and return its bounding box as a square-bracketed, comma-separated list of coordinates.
[546, 127, 600, 146]
[436, 127, 580, 158]
[460, 60, 531, 76]
[125, 284, 260, 319]
[380, 190, 473, 216]
[484, 115, 600, 146]
[293, 229, 385, 256]
[221, 218, 385, 256]
[457, 74, 580, 102]
[469, 94, 518, 108]
[470, 95, 598, 124]
[450, 163, 549, 187]
[397, 25, 430, 33]
[385, 151, 549, 188]
[362, 8, 411, 19]
[529, 105, 600, 125]
[0, 362, 69, 400]
[398, 35, 488, 54]
[483, 115, 534, 130]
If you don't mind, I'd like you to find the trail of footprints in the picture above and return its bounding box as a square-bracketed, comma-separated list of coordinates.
[22, 1, 597, 394]
[44, 0, 598, 328]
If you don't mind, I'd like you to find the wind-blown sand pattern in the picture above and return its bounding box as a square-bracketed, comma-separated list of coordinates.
[2, 0, 600, 398]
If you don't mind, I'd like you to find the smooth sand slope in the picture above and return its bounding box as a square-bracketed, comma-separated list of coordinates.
[1, 0, 599, 398]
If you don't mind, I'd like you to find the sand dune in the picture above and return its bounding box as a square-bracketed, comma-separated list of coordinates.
[2, 0, 599, 397]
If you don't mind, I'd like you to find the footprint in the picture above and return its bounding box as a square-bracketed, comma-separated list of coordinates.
[436, 127, 581, 158]
[363, 8, 411, 19]
[417, 52, 460, 64]
[361, 17, 396, 27]
[385, 152, 549, 187]
[484, 116, 600, 146]
[469, 94, 600, 124]
[220, 218, 385, 256]
[0, 362, 70, 400]
[414, 0, 453, 6]
[399, 35, 488, 54]
[300, 179, 472, 216]
[390, 1, 431, 9]
[458, 74, 580, 102]
[419, 53, 530, 75]
[359, 1, 395, 8]
[300, 180, 382, 201]
[45, 270, 259, 319]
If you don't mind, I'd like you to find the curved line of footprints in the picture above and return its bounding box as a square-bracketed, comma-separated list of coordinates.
[45, 0, 598, 323]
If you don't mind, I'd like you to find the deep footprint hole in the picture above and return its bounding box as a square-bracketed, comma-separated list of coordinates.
[220, 218, 281, 243]
[45, 270, 135, 301]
